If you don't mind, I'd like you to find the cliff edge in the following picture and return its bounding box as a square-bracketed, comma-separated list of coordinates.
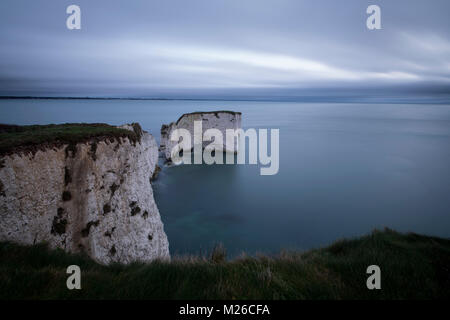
[0, 123, 169, 264]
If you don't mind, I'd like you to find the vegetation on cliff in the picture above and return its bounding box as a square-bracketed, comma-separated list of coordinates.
[0, 229, 448, 299]
[0, 123, 143, 156]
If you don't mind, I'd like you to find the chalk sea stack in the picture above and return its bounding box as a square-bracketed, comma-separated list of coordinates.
[160, 110, 242, 163]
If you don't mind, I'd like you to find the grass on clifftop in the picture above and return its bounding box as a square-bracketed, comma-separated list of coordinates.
[0, 123, 142, 156]
[0, 229, 449, 300]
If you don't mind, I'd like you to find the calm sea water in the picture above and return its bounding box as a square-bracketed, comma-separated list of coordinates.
[1, 99, 450, 256]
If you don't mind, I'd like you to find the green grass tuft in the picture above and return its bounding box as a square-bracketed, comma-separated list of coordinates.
[0, 123, 142, 156]
[0, 229, 449, 300]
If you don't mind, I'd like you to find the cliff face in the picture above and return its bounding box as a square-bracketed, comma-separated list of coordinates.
[0, 124, 169, 264]
[160, 111, 242, 162]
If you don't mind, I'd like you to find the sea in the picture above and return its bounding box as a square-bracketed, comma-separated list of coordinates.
[1, 98, 450, 256]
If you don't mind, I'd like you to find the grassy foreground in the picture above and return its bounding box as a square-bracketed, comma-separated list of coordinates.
[0, 229, 449, 300]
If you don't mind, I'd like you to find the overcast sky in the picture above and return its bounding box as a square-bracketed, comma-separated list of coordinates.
[0, 0, 449, 98]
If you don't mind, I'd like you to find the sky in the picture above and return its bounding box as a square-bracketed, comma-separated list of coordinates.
[0, 0, 449, 99]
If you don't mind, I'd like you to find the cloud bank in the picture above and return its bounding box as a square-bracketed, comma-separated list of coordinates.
[0, 0, 449, 98]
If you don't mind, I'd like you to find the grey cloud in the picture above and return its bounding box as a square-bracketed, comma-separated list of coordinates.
[0, 0, 449, 97]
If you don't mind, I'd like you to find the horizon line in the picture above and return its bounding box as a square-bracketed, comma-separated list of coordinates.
[1, 95, 450, 105]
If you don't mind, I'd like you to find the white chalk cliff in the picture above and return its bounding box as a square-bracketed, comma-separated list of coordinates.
[0, 124, 169, 264]
[160, 111, 242, 162]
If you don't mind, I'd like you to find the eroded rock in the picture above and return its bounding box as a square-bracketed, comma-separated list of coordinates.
[160, 111, 242, 162]
[0, 124, 170, 264]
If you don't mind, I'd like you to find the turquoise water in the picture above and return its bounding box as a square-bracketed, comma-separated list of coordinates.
[1, 99, 450, 256]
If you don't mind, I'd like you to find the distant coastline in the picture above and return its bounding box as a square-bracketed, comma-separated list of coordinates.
[1, 95, 450, 104]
